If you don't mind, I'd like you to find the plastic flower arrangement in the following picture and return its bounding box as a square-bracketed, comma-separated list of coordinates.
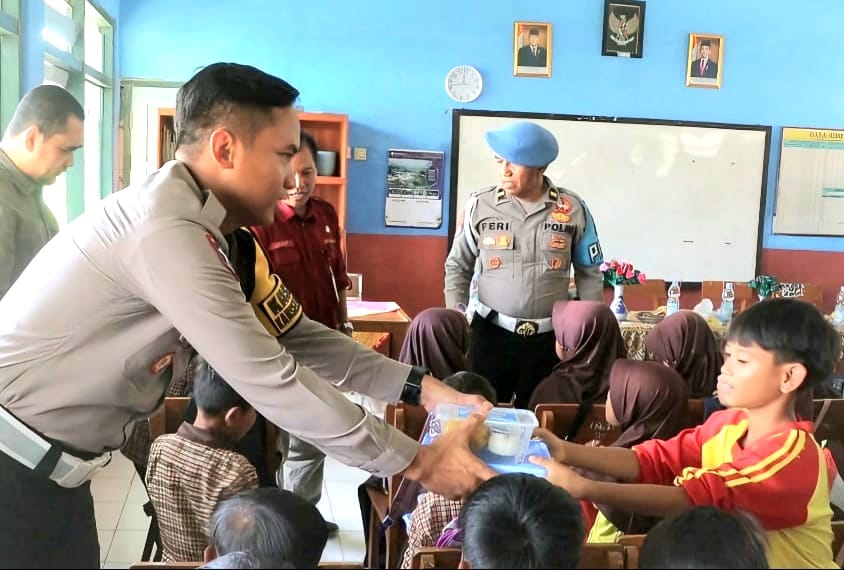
[600, 260, 646, 286]
[747, 275, 780, 298]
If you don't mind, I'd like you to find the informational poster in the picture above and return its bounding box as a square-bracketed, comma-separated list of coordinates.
[385, 149, 444, 229]
[774, 127, 844, 236]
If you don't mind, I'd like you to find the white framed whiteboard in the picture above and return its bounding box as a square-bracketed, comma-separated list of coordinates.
[448, 110, 771, 283]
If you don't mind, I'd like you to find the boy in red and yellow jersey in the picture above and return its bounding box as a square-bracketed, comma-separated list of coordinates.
[532, 299, 842, 568]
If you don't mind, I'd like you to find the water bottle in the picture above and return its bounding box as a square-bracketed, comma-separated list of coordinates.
[720, 282, 735, 323]
[666, 280, 681, 316]
[833, 285, 844, 331]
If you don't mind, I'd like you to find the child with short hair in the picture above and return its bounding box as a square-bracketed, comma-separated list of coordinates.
[147, 359, 259, 561]
[640, 506, 769, 569]
[531, 298, 842, 568]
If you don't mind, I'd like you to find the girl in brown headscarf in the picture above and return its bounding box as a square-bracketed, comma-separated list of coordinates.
[588, 359, 689, 542]
[529, 301, 627, 409]
[399, 308, 469, 379]
[644, 310, 723, 398]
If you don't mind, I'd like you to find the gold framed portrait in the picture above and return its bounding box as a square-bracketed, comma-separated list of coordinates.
[686, 33, 724, 89]
[513, 21, 552, 78]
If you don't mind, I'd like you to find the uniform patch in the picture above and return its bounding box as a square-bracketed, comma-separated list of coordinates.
[495, 233, 510, 248]
[549, 256, 563, 270]
[550, 207, 570, 223]
[559, 196, 574, 215]
[149, 352, 175, 375]
[205, 233, 239, 280]
[255, 275, 304, 337]
[481, 233, 512, 249]
[488, 256, 502, 270]
[588, 241, 604, 265]
[549, 235, 568, 250]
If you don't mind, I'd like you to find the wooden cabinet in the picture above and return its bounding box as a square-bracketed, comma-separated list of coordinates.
[155, 109, 348, 232]
[299, 112, 349, 232]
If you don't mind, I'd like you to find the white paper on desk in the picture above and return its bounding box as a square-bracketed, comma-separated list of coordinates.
[346, 300, 400, 318]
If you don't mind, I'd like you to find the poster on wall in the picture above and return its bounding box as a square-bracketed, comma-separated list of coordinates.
[385, 149, 444, 229]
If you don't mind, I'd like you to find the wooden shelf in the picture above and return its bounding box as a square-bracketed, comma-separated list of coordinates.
[316, 176, 344, 186]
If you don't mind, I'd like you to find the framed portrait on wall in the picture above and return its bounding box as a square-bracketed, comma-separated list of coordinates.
[513, 21, 552, 77]
[601, 0, 646, 58]
[686, 33, 724, 89]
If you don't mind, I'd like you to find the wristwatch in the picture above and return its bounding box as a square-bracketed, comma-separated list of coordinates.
[401, 366, 428, 406]
[341, 321, 354, 332]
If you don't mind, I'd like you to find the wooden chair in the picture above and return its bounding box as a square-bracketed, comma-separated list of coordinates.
[410, 544, 626, 569]
[621, 280, 666, 311]
[535, 403, 621, 447]
[701, 281, 755, 313]
[618, 534, 645, 570]
[129, 561, 363, 569]
[143, 397, 193, 562]
[366, 402, 429, 570]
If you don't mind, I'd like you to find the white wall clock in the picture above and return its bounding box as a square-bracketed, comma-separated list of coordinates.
[445, 65, 483, 103]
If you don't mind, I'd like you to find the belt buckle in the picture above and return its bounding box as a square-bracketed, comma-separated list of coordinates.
[52, 451, 112, 488]
[514, 320, 539, 337]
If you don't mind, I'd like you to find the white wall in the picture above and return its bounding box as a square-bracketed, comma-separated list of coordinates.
[127, 85, 178, 186]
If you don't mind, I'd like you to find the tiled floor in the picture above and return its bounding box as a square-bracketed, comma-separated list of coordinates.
[93, 452, 371, 568]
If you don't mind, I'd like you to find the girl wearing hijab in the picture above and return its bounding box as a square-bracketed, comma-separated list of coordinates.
[644, 310, 722, 399]
[399, 308, 469, 380]
[587, 360, 689, 543]
[529, 301, 627, 410]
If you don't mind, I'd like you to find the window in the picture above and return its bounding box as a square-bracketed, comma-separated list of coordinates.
[0, 0, 20, 133]
[40, 0, 114, 226]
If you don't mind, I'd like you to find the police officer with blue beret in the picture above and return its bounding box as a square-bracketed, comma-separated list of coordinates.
[445, 121, 606, 406]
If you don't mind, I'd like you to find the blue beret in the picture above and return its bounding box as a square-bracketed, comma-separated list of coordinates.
[484, 121, 559, 167]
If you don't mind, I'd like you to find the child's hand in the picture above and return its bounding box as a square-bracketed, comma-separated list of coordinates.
[528, 455, 586, 499]
[532, 427, 569, 462]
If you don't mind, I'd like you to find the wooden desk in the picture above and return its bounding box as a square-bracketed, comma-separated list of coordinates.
[350, 307, 411, 359]
[352, 331, 391, 357]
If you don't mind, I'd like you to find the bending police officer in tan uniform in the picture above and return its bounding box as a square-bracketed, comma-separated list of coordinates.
[444, 121, 605, 407]
[0, 63, 493, 569]
[0, 85, 84, 298]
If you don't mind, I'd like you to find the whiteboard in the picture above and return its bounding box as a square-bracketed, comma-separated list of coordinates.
[773, 127, 844, 236]
[449, 111, 770, 283]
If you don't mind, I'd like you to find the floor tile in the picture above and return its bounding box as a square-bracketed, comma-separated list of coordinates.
[98, 454, 137, 480]
[125, 475, 150, 505]
[320, 536, 344, 563]
[117, 502, 151, 531]
[105, 530, 148, 564]
[97, 531, 113, 563]
[95, 501, 125, 531]
[92, 475, 132, 503]
[337, 531, 366, 563]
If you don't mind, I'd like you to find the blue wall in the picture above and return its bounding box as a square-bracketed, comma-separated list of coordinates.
[120, 0, 844, 251]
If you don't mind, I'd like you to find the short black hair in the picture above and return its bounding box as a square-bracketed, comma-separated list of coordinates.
[529, 28, 540, 36]
[442, 371, 497, 404]
[726, 298, 841, 390]
[640, 506, 769, 569]
[175, 62, 299, 149]
[192, 358, 251, 416]
[460, 473, 584, 569]
[299, 131, 318, 161]
[209, 488, 328, 568]
[5, 85, 84, 138]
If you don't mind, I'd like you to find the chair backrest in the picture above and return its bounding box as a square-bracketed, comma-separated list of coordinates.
[535, 403, 620, 447]
[622, 280, 666, 311]
[410, 545, 626, 569]
[148, 397, 192, 443]
[685, 398, 706, 430]
[580, 544, 626, 569]
[411, 547, 462, 569]
[701, 281, 755, 312]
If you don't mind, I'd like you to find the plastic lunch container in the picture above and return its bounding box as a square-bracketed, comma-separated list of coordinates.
[423, 404, 549, 477]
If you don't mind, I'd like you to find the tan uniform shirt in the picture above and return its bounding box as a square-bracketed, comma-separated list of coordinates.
[444, 179, 605, 319]
[0, 161, 418, 477]
[0, 149, 59, 297]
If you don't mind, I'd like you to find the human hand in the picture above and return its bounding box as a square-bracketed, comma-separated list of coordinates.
[531, 427, 571, 463]
[403, 407, 497, 499]
[420, 375, 492, 414]
[528, 455, 587, 499]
